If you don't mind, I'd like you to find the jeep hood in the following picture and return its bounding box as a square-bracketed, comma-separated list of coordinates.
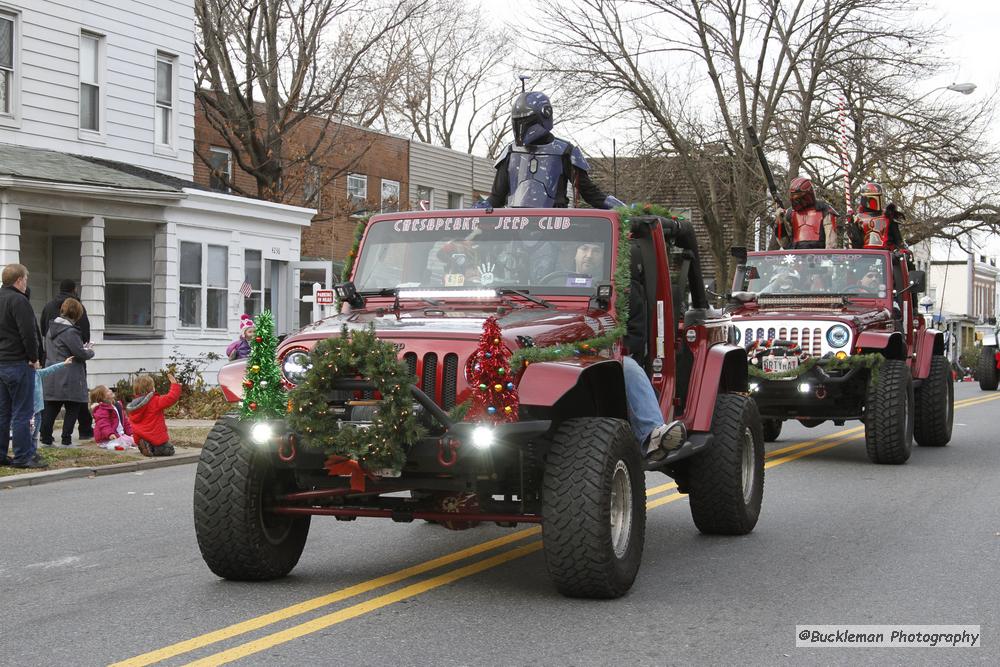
[733, 305, 892, 329]
[282, 307, 611, 352]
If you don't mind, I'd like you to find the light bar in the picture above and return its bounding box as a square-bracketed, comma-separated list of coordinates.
[399, 289, 498, 299]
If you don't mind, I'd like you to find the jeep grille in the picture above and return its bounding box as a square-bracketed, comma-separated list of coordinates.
[739, 320, 851, 357]
[403, 351, 460, 410]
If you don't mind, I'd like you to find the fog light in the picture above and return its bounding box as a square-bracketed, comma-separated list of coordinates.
[471, 426, 495, 450]
[250, 422, 274, 445]
[798, 382, 811, 394]
[749, 382, 760, 393]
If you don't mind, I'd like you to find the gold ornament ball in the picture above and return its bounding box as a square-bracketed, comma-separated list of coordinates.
[251, 365, 260, 373]
[504, 406, 513, 414]
[494, 383, 502, 392]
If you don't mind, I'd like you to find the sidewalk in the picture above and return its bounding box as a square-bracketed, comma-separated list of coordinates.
[1, 419, 218, 490]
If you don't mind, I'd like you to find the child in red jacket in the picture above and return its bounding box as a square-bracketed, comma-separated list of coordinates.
[89, 385, 135, 450]
[126, 373, 181, 457]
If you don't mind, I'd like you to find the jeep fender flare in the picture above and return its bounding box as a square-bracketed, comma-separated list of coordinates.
[518, 359, 628, 421]
[856, 331, 906, 360]
[688, 344, 749, 432]
[913, 329, 945, 380]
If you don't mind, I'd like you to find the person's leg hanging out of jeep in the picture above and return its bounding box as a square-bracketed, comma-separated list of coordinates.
[623, 356, 675, 459]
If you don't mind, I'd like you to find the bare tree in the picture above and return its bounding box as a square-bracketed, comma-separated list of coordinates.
[195, 0, 427, 202]
[527, 0, 991, 283]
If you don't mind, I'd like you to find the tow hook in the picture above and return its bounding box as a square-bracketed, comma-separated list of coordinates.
[278, 433, 297, 462]
[438, 437, 460, 467]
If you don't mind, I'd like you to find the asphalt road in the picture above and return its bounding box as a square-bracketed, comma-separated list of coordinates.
[1, 382, 997, 666]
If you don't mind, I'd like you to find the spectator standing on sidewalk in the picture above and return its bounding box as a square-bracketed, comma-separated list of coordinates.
[40, 298, 94, 447]
[0, 264, 45, 469]
[40, 279, 93, 439]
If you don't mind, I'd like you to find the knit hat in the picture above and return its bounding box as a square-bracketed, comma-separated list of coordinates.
[239, 314, 255, 331]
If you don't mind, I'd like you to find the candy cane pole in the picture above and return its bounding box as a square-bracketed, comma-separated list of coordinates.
[838, 95, 852, 217]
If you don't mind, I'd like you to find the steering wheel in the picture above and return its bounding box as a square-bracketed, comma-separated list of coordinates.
[538, 270, 577, 285]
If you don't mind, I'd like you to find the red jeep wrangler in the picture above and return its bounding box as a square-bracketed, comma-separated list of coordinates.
[729, 248, 953, 463]
[194, 208, 762, 599]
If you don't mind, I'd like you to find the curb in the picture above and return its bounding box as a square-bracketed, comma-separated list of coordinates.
[1, 450, 201, 490]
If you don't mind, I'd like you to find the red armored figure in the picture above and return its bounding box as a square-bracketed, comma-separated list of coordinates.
[848, 182, 907, 252]
[774, 177, 839, 249]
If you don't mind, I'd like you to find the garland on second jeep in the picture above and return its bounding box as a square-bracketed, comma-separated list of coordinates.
[510, 203, 685, 368]
[747, 352, 885, 383]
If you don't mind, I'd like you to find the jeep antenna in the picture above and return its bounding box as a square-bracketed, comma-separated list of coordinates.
[518, 74, 529, 92]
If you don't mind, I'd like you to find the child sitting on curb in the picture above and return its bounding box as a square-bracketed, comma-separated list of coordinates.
[226, 314, 255, 360]
[32, 357, 74, 449]
[90, 385, 135, 450]
[126, 373, 181, 457]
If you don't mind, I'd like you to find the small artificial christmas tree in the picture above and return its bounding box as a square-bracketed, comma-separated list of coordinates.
[467, 316, 519, 423]
[240, 310, 284, 420]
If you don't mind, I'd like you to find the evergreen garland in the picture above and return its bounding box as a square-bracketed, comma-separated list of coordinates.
[287, 325, 423, 472]
[510, 203, 688, 369]
[239, 310, 284, 420]
[748, 352, 884, 383]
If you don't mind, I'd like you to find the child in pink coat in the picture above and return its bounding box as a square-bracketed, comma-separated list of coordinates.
[226, 314, 255, 360]
[90, 385, 135, 449]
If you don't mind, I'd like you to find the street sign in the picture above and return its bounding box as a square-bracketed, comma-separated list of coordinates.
[315, 289, 335, 305]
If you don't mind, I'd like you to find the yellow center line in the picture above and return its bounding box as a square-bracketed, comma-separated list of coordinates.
[121, 392, 1000, 666]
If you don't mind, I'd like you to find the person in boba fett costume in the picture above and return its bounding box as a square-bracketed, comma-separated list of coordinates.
[483, 90, 625, 210]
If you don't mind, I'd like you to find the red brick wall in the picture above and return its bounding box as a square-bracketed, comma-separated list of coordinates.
[193, 99, 409, 261]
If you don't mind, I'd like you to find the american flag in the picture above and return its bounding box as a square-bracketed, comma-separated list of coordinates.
[239, 281, 254, 298]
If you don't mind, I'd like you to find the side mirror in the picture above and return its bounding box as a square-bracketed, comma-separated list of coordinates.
[730, 246, 748, 264]
[908, 270, 926, 294]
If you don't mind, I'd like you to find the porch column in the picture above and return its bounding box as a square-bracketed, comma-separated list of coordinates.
[80, 216, 105, 342]
[0, 197, 21, 265]
[153, 223, 176, 334]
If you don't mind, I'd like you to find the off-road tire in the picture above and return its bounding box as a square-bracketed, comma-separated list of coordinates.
[542, 418, 645, 599]
[915, 355, 953, 447]
[761, 419, 782, 443]
[979, 346, 999, 391]
[193, 418, 310, 580]
[686, 394, 764, 535]
[864, 359, 914, 464]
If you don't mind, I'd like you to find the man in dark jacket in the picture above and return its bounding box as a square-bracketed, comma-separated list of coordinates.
[0, 264, 45, 468]
[40, 279, 93, 438]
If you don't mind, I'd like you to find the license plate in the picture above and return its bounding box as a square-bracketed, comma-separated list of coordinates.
[763, 356, 798, 374]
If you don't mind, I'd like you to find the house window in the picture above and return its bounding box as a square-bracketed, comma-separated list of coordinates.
[180, 242, 228, 329]
[447, 192, 464, 209]
[416, 185, 433, 209]
[0, 12, 15, 116]
[155, 52, 176, 147]
[381, 179, 400, 213]
[347, 173, 367, 215]
[208, 146, 231, 192]
[79, 32, 103, 132]
[304, 165, 322, 209]
[105, 238, 153, 328]
[243, 250, 274, 316]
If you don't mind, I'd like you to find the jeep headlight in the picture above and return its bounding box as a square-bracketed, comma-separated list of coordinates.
[281, 350, 312, 385]
[826, 324, 851, 349]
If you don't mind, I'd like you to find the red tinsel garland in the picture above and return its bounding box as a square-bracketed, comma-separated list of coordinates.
[467, 316, 519, 423]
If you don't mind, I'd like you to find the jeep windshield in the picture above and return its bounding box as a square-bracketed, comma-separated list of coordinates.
[353, 214, 614, 296]
[739, 252, 889, 299]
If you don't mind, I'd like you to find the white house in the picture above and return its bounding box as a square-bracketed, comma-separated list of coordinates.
[0, 0, 313, 385]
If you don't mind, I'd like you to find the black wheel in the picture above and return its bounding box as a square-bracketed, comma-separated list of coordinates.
[685, 394, 764, 535]
[979, 346, 999, 391]
[915, 355, 953, 447]
[864, 360, 914, 464]
[193, 418, 310, 580]
[761, 419, 782, 442]
[542, 418, 645, 599]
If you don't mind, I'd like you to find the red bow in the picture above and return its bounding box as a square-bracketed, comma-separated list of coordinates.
[324, 455, 369, 492]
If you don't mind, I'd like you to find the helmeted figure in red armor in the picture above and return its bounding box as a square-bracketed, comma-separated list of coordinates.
[847, 182, 907, 251]
[773, 177, 839, 249]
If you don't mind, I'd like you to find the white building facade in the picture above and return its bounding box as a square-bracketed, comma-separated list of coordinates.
[0, 0, 313, 385]
[408, 141, 494, 210]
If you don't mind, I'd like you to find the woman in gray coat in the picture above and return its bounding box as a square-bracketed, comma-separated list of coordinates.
[40, 298, 94, 446]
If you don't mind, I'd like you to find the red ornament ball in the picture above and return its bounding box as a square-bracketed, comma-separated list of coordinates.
[255, 336, 263, 343]
[243, 379, 253, 389]
[249, 402, 258, 411]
